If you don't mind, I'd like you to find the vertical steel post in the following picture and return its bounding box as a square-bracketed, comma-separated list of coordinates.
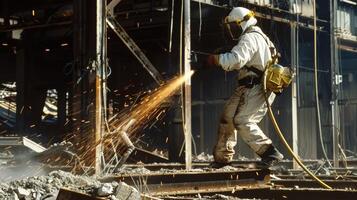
[290, 22, 299, 169]
[330, 0, 340, 168]
[95, 0, 106, 174]
[183, 0, 192, 170]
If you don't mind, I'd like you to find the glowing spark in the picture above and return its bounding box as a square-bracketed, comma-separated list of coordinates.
[57, 71, 195, 169]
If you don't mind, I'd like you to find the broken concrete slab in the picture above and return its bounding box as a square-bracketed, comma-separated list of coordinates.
[114, 182, 140, 200]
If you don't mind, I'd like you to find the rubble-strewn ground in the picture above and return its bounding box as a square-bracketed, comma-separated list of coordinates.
[0, 170, 140, 200]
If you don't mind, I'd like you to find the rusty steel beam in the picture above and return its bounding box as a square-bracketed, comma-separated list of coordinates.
[272, 179, 357, 190]
[99, 169, 270, 195]
[276, 175, 357, 181]
[147, 181, 270, 196]
[123, 160, 357, 171]
[100, 168, 269, 185]
[122, 162, 255, 171]
[207, 187, 357, 200]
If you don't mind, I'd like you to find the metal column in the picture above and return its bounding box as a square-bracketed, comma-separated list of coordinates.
[183, 0, 192, 170]
[330, 0, 340, 168]
[94, 0, 106, 175]
[72, 0, 106, 173]
[290, 21, 299, 170]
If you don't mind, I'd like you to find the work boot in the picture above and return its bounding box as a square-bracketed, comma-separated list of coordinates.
[209, 161, 232, 169]
[256, 145, 284, 168]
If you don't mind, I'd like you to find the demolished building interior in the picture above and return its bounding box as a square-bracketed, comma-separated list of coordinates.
[0, 0, 357, 199]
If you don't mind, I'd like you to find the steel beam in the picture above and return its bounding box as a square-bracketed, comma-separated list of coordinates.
[272, 179, 357, 190]
[192, 0, 329, 31]
[290, 11, 299, 169]
[107, 0, 122, 14]
[106, 13, 163, 85]
[100, 169, 269, 184]
[94, 0, 107, 175]
[72, 0, 104, 170]
[0, 137, 46, 153]
[100, 169, 270, 195]
[227, 188, 357, 200]
[183, 0, 192, 170]
[330, 0, 341, 168]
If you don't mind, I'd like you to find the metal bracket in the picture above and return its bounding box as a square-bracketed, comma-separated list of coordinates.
[335, 74, 343, 85]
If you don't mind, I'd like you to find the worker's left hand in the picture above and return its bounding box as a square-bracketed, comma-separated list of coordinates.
[206, 54, 219, 67]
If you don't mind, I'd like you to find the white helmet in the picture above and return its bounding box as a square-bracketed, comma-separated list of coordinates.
[224, 7, 257, 40]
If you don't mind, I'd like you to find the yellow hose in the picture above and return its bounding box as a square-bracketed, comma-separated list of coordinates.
[263, 71, 332, 189]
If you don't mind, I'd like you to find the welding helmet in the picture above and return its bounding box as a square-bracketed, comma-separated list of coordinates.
[224, 7, 257, 40]
[266, 63, 293, 94]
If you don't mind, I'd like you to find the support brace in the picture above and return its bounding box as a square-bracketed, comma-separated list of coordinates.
[106, 13, 164, 85]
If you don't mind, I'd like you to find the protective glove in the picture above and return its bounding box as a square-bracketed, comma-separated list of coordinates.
[206, 54, 220, 67]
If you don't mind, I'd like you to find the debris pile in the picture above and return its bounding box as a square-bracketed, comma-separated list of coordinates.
[0, 170, 140, 200]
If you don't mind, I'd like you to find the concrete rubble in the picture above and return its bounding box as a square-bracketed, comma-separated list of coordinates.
[0, 170, 140, 200]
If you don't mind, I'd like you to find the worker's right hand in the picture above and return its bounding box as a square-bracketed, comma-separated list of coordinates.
[206, 54, 220, 67]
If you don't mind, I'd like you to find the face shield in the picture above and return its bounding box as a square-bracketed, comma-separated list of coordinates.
[223, 21, 243, 41]
[223, 11, 255, 41]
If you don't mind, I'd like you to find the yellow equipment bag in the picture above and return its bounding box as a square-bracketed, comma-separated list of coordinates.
[266, 63, 293, 94]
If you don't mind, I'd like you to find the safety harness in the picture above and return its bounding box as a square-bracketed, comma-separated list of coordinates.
[239, 27, 293, 93]
[238, 27, 277, 88]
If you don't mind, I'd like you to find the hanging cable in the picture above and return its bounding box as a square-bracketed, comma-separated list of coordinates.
[198, 1, 202, 40]
[263, 69, 332, 190]
[169, 0, 175, 53]
[313, 0, 333, 168]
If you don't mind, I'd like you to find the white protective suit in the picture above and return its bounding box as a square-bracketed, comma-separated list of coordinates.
[213, 21, 277, 163]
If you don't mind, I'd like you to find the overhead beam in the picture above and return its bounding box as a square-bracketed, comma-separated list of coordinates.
[192, 0, 329, 31]
[0, 21, 71, 32]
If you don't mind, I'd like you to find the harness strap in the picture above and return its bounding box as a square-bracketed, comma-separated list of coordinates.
[245, 66, 264, 78]
[242, 27, 278, 78]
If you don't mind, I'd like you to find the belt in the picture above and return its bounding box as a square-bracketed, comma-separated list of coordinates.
[238, 76, 261, 88]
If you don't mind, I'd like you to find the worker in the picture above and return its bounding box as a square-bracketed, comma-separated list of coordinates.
[206, 7, 283, 168]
